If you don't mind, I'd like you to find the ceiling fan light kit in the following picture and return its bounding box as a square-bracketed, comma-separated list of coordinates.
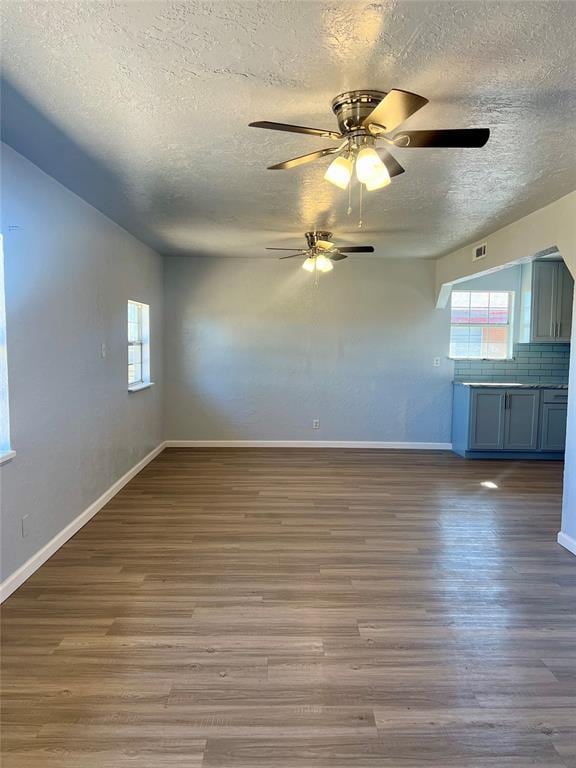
[303, 254, 333, 273]
[253, 88, 489, 272]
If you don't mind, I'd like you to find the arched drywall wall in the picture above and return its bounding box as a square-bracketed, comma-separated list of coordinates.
[435, 192, 576, 556]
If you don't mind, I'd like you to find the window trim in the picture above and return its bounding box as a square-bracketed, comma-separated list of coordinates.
[449, 289, 514, 361]
[128, 382, 155, 393]
[0, 233, 13, 462]
[0, 449, 16, 466]
[127, 299, 152, 391]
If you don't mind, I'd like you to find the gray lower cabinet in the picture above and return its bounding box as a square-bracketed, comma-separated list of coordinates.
[541, 404, 568, 451]
[469, 388, 540, 451]
[470, 389, 506, 449]
[504, 390, 540, 450]
[453, 384, 567, 458]
[540, 389, 569, 451]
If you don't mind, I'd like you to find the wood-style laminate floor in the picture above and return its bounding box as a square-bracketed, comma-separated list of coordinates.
[1, 448, 575, 767]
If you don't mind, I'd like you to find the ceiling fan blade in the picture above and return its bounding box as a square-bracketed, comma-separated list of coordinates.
[329, 252, 348, 261]
[279, 252, 307, 259]
[266, 248, 303, 251]
[338, 246, 375, 253]
[268, 147, 339, 170]
[393, 128, 490, 147]
[377, 148, 405, 178]
[249, 121, 342, 140]
[363, 89, 428, 133]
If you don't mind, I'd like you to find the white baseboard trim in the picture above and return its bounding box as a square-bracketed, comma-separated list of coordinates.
[557, 531, 576, 557]
[0, 442, 166, 603]
[165, 440, 452, 450]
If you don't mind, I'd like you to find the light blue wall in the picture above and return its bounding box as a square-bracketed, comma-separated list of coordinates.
[0, 145, 164, 581]
[163, 256, 453, 443]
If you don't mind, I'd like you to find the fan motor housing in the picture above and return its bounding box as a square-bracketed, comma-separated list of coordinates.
[305, 231, 332, 249]
[331, 90, 387, 134]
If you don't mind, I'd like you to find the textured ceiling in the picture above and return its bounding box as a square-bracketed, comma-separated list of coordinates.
[2, 1, 576, 258]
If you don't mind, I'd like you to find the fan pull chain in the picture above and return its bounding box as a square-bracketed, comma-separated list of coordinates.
[358, 183, 363, 229]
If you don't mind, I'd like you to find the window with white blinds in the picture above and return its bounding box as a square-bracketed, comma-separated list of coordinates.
[0, 235, 12, 459]
[128, 300, 151, 390]
[450, 290, 513, 360]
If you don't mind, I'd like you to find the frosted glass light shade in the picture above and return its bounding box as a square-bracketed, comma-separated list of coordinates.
[355, 147, 390, 186]
[364, 164, 391, 190]
[315, 254, 334, 273]
[324, 156, 353, 190]
[302, 257, 316, 272]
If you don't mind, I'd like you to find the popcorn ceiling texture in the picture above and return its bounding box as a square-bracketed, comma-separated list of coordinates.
[2, 1, 576, 258]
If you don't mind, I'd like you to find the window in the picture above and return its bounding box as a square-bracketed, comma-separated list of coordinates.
[0, 234, 14, 462]
[127, 300, 151, 391]
[450, 290, 513, 359]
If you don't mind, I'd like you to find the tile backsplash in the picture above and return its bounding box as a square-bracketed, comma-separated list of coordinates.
[454, 343, 570, 384]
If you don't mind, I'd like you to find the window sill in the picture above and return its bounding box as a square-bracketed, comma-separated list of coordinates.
[449, 358, 515, 362]
[128, 382, 155, 393]
[0, 450, 16, 466]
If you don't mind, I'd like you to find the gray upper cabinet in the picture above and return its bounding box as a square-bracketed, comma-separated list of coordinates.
[531, 260, 574, 342]
[504, 390, 540, 450]
[557, 262, 574, 340]
[470, 389, 506, 450]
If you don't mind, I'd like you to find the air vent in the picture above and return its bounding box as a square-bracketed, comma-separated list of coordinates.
[472, 242, 487, 261]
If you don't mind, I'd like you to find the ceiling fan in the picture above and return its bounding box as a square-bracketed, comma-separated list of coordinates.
[250, 89, 489, 191]
[269, 231, 374, 273]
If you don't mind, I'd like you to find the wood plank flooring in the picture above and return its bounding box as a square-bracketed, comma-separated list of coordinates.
[1, 448, 575, 767]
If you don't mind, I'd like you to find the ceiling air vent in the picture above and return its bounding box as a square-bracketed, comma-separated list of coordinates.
[472, 242, 487, 261]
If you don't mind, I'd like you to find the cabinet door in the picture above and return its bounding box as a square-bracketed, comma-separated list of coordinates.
[556, 262, 574, 341]
[503, 390, 540, 450]
[469, 390, 506, 450]
[540, 403, 568, 451]
[531, 261, 556, 341]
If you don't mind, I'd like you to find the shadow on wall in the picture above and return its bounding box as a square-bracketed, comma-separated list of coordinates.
[0, 76, 163, 254]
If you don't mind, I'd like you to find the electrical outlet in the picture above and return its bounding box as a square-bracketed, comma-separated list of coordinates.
[312, 419, 320, 429]
[21, 514, 29, 538]
[433, 357, 441, 367]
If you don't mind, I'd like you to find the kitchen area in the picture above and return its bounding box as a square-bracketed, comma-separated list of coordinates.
[450, 256, 572, 459]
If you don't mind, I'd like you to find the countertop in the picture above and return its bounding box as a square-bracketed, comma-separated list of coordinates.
[455, 382, 568, 389]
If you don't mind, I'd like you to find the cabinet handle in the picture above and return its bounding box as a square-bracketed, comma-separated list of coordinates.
[504, 393, 509, 409]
